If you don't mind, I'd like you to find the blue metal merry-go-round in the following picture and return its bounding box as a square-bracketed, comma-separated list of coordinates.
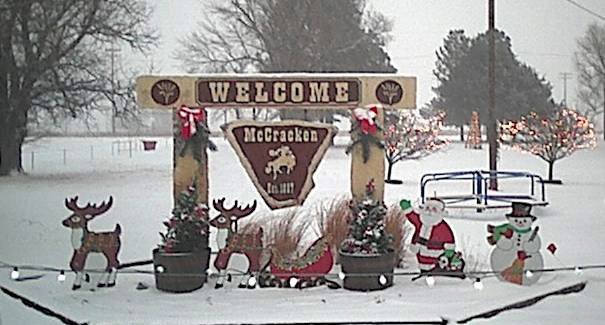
[420, 170, 548, 211]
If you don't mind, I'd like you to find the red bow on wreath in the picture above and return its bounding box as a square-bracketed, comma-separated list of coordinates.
[178, 105, 205, 140]
[353, 105, 379, 135]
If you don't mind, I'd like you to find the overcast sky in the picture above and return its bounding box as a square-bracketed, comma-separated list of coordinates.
[143, 0, 605, 109]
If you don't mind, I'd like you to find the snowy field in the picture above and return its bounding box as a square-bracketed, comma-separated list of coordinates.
[1, 135, 604, 324]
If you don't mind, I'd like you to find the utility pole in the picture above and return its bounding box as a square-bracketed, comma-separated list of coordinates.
[106, 43, 121, 135]
[559, 72, 572, 106]
[487, 0, 498, 190]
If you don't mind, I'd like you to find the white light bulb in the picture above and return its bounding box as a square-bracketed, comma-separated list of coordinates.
[248, 277, 257, 287]
[379, 275, 388, 286]
[57, 271, 66, 282]
[289, 277, 299, 287]
[473, 279, 484, 291]
[155, 265, 165, 273]
[426, 276, 435, 287]
[338, 271, 346, 280]
[10, 268, 19, 280]
[525, 270, 533, 278]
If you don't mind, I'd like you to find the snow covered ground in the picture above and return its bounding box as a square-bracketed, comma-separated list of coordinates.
[1, 136, 604, 324]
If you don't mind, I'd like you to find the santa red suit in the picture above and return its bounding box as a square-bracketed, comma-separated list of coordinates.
[405, 211, 455, 272]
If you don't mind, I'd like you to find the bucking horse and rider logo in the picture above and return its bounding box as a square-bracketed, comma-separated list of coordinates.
[264, 145, 297, 180]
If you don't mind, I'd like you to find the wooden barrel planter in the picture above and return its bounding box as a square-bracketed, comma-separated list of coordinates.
[152, 247, 211, 293]
[142, 140, 157, 151]
[339, 250, 395, 291]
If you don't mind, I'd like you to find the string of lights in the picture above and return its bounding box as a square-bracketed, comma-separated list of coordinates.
[2, 259, 604, 290]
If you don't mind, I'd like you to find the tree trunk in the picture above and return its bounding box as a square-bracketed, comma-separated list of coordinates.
[460, 125, 464, 142]
[602, 83, 604, 140]
[0, 89, 31, 176]
[548, 160, 554, 182]
[386, 160, 394, 180]
[0, 117, 24, 175]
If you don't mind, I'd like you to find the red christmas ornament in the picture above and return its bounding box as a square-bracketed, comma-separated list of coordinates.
[178, 105, 206, 140]
[547, 243, 557, 255]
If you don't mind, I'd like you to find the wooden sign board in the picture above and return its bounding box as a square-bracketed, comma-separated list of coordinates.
[222, 120, 337, 209]
[135, 74, 417, 207]
[136, 74, 416, 110]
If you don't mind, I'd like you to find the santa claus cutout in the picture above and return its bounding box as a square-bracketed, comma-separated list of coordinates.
[400, 198, 464, 275]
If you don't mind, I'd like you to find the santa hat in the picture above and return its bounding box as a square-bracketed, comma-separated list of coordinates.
[368, 105, 378, 115]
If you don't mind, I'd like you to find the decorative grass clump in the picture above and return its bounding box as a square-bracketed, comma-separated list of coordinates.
[385, 204, 410, 267]
[261, 209, 310, 260]
[314, 197, 350, 261]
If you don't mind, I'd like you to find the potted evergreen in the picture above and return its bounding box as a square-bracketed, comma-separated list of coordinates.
[153, 184, 211, 293]
[339, 180, 395, 291]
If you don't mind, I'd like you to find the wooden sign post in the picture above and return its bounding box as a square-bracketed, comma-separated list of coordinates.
[135, 74, 416, 207]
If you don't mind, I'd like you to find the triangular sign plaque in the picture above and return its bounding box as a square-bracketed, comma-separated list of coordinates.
[222, 120, 338, 210]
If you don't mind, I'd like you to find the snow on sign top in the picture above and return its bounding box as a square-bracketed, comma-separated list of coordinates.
[135, 74, 416, 109]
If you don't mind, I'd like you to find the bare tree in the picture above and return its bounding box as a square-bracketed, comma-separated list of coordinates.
[0, 0, 156, 175]
[500, 109, 596, 183]
[575, 23, 605, 140]
[176, 0, 395, 123]
[384, 111, 447, 184]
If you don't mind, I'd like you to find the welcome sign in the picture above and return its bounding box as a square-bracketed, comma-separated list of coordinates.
[222, 120, 337, 209]
[197, 79, 360, 106]
[136, 74, 416, 110]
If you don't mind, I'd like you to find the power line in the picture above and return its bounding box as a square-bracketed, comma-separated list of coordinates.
[560, 72, 573, 105]
[564, 0, 605, 21]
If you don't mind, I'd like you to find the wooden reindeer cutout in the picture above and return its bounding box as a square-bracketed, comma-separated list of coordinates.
[210, 198, 262, 289]
[62, 196, 121, 290]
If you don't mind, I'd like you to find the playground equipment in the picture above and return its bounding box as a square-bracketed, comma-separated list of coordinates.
[420, 170, 548, 211]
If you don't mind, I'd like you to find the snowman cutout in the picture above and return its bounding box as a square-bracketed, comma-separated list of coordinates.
[488, 202, 543, 286]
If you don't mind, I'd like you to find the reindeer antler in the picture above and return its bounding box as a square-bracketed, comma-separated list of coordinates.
[65, 196, 80, 211]
[213, 198, 257, 220]
[65, 196, 113, 216]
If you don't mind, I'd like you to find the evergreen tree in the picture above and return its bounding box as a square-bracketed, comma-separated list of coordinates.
[431, 30, 555, 135]
[159, 184, 209, 253]
[340, 180, 393, 255]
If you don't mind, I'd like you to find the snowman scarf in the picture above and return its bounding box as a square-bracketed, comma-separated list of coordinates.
[487, 223, 531, 244]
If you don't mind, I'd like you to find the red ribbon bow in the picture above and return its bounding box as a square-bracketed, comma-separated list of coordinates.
[178, 105, 205, 140]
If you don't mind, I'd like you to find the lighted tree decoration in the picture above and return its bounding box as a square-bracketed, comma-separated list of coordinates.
[465, 111, 482, 149]
[384, 111, 447, 184]
[499, 109, 596, 184]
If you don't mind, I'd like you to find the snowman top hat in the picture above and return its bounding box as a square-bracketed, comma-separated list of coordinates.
[506, 202, 536, 220]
